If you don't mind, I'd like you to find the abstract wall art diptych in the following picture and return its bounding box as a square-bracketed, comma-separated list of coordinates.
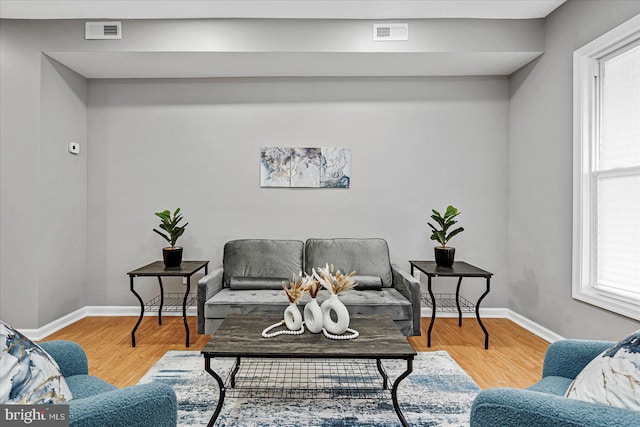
[260, 147, 350, 188]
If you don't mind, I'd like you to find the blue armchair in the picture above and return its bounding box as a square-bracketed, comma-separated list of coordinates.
[39, 340, 177, 427]
[470, 339, 640, 426]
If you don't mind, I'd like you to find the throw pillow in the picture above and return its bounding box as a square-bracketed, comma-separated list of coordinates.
[565, 329, 640, 410]
[352, 275, 383, 291]
[228, 277, 288, 290]
[0, 320, 73, 404]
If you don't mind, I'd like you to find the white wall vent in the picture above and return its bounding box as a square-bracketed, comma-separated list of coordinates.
[85, 22, 122, 40]
[373, 23, 408, 41]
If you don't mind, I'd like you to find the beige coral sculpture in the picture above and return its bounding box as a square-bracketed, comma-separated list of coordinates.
[282, 273, 309, 303]
[312, 263, 356, 295]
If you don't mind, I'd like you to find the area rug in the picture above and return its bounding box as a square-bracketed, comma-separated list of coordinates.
[138, 350, 480, 426]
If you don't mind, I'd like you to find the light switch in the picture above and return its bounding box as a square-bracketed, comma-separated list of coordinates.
[69, 142, 80, 155]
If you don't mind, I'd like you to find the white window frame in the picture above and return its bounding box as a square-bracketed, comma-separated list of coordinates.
[573, 13, 640, 321]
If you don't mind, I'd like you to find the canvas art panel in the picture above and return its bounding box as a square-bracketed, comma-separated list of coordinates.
[261, 147, 350, 188]
[260, 147, 291, 187]
[320, 147, 351, 188]
[291, 147, 321, 187]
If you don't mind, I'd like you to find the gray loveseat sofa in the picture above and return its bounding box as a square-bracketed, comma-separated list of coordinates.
[197, 238, 421, 336]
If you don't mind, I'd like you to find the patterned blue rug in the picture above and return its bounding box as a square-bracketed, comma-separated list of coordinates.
[139, 350, 480, 426]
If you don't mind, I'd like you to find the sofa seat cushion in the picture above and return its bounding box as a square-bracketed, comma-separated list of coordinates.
[205, 288, 411, 321]
[205, 289, 301, 318]
[527, 376, 574, 396]
[228, 277, 287, 290]
[65, 375, 117, 399]
[334, 289, 411, 320]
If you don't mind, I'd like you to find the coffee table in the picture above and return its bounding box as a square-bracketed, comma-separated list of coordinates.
[201, 314, 416, 426]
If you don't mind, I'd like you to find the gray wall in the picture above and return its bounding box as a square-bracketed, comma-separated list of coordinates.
[11, 3, 640, 339]
[87, 77, 510, 306]
[0, 20, 42, 328]
[39, 57, 88, 324]
[508, 0, 640, 340]
[0, 20, 88, 328]
[0, 18, 510, 328]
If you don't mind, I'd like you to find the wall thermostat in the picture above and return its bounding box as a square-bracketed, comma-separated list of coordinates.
[69, 142, 80, 155]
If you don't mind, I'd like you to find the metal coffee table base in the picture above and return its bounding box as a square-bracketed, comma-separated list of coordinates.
[201, 315, 416, 427]
[204, 355, 414, 427]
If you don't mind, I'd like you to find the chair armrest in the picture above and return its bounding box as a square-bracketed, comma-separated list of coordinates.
[542, 339, 613, 379]
[197, 266, 223, 334]
[38, 340, 88, 377]
[391, 264, 421, 336]
[471, 387, 640, 427]
[69, 382, 177, 427]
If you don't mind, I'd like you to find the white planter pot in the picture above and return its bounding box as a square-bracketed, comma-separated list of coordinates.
[284, 302, 303, 331]
[304, 297, 323, 333]
[321, 293, 350, 335]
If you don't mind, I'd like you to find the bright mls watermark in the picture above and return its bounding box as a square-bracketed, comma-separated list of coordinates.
[1, 405, 69, 426]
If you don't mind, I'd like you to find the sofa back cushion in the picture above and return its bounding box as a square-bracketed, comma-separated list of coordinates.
[223, 239, 304, 287]
[304, 238, 393, 287]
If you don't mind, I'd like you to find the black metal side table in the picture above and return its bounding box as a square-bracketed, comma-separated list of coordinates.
[128, 260, 208, 347]
[409, 261, 492, 349]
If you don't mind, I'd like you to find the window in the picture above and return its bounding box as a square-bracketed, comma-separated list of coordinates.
[574, 14, 640, 320]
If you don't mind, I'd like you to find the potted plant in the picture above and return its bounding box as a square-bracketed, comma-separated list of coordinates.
[153, 208, 188, 268]
[428, 205, 464, 267]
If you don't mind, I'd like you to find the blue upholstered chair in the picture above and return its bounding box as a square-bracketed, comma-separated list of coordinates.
[39, 340, 177, 427]
[470, 339, 640, 427]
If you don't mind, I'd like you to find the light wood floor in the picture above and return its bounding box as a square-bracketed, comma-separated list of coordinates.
[41, 315, 549, 390]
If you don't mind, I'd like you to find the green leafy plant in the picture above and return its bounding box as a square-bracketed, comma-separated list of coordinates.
[428, 205, 464, 247]
[153, 208, 188, 248]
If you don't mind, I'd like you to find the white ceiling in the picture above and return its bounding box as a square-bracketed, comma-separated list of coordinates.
[3, 1, 567, 78]
[0, 0, 566, 20]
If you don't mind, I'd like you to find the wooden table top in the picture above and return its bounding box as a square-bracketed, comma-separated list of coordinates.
[409, 261, 492, 278]
[202, 314, 416, 359]
[127, 260, 209, 276]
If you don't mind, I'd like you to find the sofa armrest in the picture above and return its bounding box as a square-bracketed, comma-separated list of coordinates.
[542, 339, 613, 379]
[391, 264, 421, 336]
[39, 340, 88, 377]
[470, 387, 640, 427]
[197, 266, 223, 334]
[69, 382, 177, 427]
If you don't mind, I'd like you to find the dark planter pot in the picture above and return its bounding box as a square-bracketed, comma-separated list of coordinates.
[434, 247, 455, 267]
[162, 247, 183, 269]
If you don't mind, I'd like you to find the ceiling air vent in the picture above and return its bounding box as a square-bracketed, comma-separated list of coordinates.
[85, 22, 122, 40]
[373, 23, 408, 41]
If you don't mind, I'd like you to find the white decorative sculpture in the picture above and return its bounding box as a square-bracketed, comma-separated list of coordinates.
[313, 264, 359, 339]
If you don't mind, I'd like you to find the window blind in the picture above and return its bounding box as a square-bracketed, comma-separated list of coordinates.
[596, 44, 640, 296]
